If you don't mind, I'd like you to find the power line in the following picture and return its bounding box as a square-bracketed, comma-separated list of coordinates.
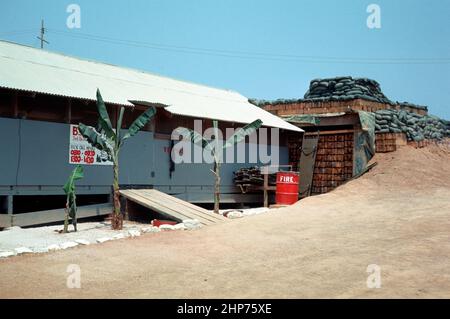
[45, 28, 450, 65]
[0, 29, 37, 37]
[47, 28, 448, 62]
[0, 27, 449, 64]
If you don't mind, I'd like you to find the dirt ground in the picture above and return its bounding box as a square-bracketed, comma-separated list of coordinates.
[1, 142, 450, 298]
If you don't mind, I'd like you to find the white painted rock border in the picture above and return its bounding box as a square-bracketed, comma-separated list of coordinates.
[0, 251, 16, 258]
[14, 247, 33, 254]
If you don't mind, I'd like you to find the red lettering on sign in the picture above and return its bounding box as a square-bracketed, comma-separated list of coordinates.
[279, 176, 294, 183]
[71, 155, 81, 163]
[83, 156, 94, 164]
[70, 150, 81, 156]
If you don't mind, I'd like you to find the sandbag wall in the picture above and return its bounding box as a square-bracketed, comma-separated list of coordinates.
[312, 133, 354, 195]
[252, 76, 428, 115]
[375, 109, 450, 141]
[304, 77, 391, 103]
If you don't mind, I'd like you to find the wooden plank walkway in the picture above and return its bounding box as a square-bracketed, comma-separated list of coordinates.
[119, 189, 228, 226]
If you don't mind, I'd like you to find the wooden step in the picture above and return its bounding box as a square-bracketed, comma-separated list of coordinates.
[119, 189, 228, 226]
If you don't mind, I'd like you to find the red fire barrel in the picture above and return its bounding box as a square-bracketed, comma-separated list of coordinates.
[275, 172, 299, 205]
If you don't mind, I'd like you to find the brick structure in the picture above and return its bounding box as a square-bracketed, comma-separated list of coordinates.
[311, 133, 354, 194]
[375, 133, 397, 153]
[262, 99, 428, 117]
[375, 132, 408, 153]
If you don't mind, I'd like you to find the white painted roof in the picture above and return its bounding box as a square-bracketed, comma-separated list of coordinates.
[0, 40, 302, 132]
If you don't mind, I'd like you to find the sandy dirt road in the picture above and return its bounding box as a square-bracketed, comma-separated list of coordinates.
[1, 143, 450, 298]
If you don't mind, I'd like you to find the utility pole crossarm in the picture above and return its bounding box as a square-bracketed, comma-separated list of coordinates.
[37, 19, 49, 49]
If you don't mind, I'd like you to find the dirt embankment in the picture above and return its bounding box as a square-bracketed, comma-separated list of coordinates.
[1, 142, 450, 298]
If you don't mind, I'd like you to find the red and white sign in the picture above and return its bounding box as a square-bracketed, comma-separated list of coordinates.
[69, 125, 113, 165]
[276, 172, 299, 184]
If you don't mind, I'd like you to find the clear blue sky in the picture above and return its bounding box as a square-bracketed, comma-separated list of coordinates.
[1, 0, 449, 119]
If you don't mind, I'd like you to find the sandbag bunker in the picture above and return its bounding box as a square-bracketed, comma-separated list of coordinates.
[253, 76, 450, 196]
[251, 76, 428, 113]
[254, 76, 449, 143]
[304, 76, 391, 104]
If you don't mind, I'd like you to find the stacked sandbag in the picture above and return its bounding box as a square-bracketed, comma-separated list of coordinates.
[374, 109, 449, 141]
[303, 76, 391, 103]
[396, 101, 428, 112]
[249, 77, 427, 114]
[248, 98, 271, 107]
[444, 119, 450, 134]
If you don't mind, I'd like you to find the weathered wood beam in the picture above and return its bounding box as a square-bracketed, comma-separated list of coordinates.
[65, 98, 72, 124]
[7, 195, 13, 215]
[12, 91, 18, 118]
[11, 203, 112, 227]
[305, 129, 355, 136]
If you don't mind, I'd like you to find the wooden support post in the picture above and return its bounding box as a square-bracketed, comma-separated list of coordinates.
[263, 173, 269, 208]
[12, 92, 18, 118]
[122, 197, 129, 221]
[7, 195, 13, 226]
[148, 116, 155, 132]
[7, 195, 13, 214]
[65, 99, 72, 124]
[112, 105, 118, 129]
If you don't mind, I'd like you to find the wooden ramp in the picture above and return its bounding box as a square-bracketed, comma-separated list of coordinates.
[119, 189, 228, 226]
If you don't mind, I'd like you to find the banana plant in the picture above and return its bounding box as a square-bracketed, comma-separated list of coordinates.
[63, 165, 84, 233]
[78, 89, 156, 230]
[175, 119, 262, 213]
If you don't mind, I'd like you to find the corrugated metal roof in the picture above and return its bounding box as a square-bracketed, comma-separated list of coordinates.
[0, 40, 302, 132]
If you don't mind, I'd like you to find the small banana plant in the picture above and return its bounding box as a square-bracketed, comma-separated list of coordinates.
[175, 119, 262, 213]
[78, 89, 156, 230]
[63, 165, 84, 233]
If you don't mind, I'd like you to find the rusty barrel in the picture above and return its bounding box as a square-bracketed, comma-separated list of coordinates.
[275, 172, 299, 205]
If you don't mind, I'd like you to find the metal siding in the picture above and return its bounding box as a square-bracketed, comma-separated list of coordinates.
[119, 130, 155, 185]
[152, 138, 176, 185]
[16, 120, 112, 186]
[152, 141, 290, 188]
[0, 118, 19, 186]
[0, 118, 290, 201]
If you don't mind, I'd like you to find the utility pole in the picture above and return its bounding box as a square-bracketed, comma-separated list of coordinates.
[37, 19, 49, 49]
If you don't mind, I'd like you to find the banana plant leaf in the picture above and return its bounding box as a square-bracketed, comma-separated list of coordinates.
[78, 123, 112, 154]
[96, 89, 116, 140]
[223, 119, 263, 149]
[116, 106, 125, 142]
[63, 165, 84, 195]
[63, 165, 83, 225]
[121, 106, 156, 143]
[174, 126, 213, 150]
